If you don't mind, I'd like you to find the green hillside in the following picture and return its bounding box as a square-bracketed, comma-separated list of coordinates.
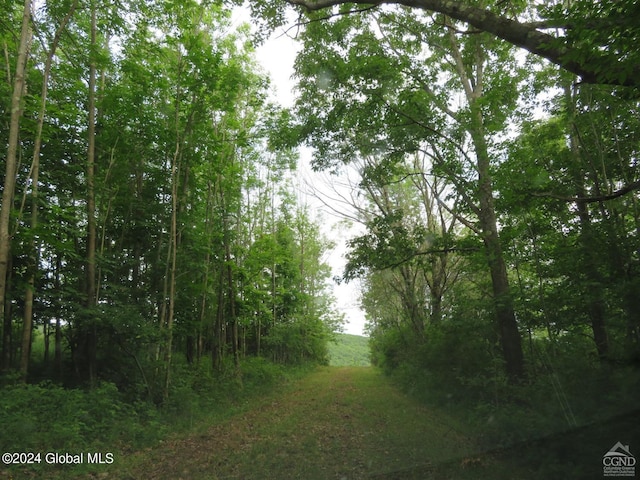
[328, 333, 371, 366]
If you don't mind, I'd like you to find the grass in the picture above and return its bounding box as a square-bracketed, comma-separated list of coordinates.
[8, 362, 631, 479]
[122, 367, 487, 479]
[0, 358, 315, 480]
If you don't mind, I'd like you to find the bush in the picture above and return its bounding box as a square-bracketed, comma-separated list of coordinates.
[0, 353, 321, 477]
[0, 380, 164, 454]
[263, 317, 330, 365]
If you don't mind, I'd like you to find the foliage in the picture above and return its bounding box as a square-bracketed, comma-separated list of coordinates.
[0, 380, 164, 455]
[0, 6, 344, 476]
[327, 333, 370, 366]
[258, 0, 640, 460]
[1, 0, 640, 475]
[540, 0, 640, 86]
[252, 0, 640, 87]
[0, 357, 314, 478]
[0, 0, 340, 398]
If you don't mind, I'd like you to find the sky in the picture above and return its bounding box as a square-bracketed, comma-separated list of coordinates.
[231, 7, 368, 336]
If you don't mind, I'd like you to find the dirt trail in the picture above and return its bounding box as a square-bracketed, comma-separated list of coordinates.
[127, 367, 477, 479]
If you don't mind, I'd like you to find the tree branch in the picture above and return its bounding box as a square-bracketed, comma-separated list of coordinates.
[533, 180, 640, 203]
[285, 0, 640, 87]
[376, 245, 480, 271]
[280, 4, 379, 38]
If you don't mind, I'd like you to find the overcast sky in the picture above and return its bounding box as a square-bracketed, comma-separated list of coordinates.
[231, 7, 368, 336]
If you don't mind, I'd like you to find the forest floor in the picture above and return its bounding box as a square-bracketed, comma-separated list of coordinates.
[5, 364, 637, 479]
[118, 366, 526, 480]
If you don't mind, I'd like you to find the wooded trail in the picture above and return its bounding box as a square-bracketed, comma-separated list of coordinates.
[127, 367, 479, 479]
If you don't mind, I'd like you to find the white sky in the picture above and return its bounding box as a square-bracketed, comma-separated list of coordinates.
[231, 7, 368, 336]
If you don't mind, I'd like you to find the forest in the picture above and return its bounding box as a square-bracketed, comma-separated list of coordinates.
[2, 0, 640, 477]
[328, 333, 370, 366]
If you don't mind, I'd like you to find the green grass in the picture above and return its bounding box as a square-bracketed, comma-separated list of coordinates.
[0, 357, 315, 480]
[127, 365, 634, 480]
[328, 333, 371, 366]
[10, 361, 630, 479]
[123, 367, 488, 479]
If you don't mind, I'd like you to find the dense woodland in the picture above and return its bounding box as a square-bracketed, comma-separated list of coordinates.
[2, 0, 640, 473]
[253, 0, 640, 451]
[0, 0, 344, 399]
[267, 0, 640, 380]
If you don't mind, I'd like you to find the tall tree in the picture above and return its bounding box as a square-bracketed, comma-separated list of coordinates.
[1, 0, 32, 371]
[1, 0, 340, 394]
[18, 0, 79, 380]
[496, 83, 640, 362]
[84, 0, 99, 386]
[253, 0, 640, 88]
[288, 5, 526, 379]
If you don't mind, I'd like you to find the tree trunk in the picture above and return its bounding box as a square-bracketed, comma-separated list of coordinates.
[574, 199, 609, 359]
[223, 203, 240, 371]
[447, 24, 524, 381]
[19, 0, 77, 382]
[19, 269, 35, 380]
[162, 116, 181, 402]
[213, 267, 225, 370]
[0, 0, 32, 369]
[197, 250, 210, 364]
[399, 266, 425, 337]
[564, 84, 609, 360]
[84, 0, 99, 386]
[472, 106, 525, 381]
[54, 255, 62, 377]
[2, 259, 14, 370]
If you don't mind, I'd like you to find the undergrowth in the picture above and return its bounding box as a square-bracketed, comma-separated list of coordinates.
[375, 328, 640, 479]
[0, 356, 315, 479]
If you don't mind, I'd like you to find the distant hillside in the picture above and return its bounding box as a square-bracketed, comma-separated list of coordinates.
[328, 333, 371, 366]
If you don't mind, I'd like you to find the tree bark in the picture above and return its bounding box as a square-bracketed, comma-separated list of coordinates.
[19, 0, 78, 382]
[575, 201, 609, 359]
[163, 104, 181, 402]
[221, 189, 241, 372]
[446, 23, 524, 381]
[213, 266, 225, 370]
[471, 107, 525, 381]
[84, 0, 99, 386]
[2, 259, 14, 370]
[564, 86, 610, 360]
[54, 256, 63, 377]
[0, 0, 32, 370]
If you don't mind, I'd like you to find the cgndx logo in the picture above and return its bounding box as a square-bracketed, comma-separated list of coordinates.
[603, 442, 636, 478]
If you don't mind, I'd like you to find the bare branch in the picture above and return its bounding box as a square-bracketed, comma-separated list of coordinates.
[376, 245, 480, 271]
[279, 4, 380, 38]
[533, 180, 640, 203]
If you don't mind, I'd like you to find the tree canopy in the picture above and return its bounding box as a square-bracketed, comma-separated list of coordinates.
[251, 0, 640, 88]
[251, 0, 640, 383]
[0, 0, 341, 398]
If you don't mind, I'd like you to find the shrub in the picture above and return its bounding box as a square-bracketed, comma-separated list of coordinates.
[0, 380, 164, 454]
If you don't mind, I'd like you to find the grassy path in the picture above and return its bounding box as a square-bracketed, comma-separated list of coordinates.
[124, 367, 483, 479]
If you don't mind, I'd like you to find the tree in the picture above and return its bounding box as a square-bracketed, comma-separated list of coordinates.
[495, 82, 640, 362]
[0, 0, 341, 398]
[344, 154, 462, 328]
[286, 4, 526, 379]
[1, 0, 32, 371]
[84, 0, 99, 386]
[252, 0, 640, 88]
[18, 0, 79, 380]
